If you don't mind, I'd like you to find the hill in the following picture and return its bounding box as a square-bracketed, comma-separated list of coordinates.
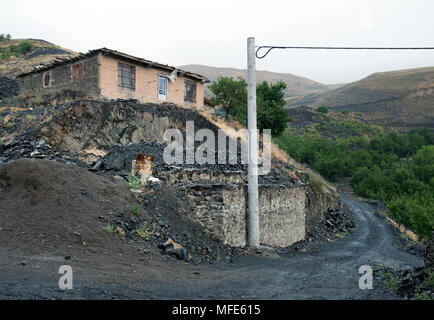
[0, 38, 77, 77]
[286, 67, 434, 129]
[179, 64, 337, 98]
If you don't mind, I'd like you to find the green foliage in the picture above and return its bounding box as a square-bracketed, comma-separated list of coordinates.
[17, 41, 34, 55]
[340, 110, 349, 115]
[316, 106, 329, 114]
[130, 206, 141, 216]
[413, 286, 432, 300]
[275, 126, 434, 237]
[103, 225, 114, 235]
[209, 78, 288, 137]
[0, 34, 11, 41]
[136, 224, 152, 239]
[127, 173, 140, 190]
[256, 81, 289, 137]
[209, 77, 247, 121]
[0, 40, 35, 60]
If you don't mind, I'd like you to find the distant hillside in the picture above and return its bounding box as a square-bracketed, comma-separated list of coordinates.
[179, 64, 335, 98]
[0, 38, 78, 77]
[287, 67, 434, 129]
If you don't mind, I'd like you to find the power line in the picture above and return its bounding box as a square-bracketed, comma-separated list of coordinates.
[256, 45, 434, 59]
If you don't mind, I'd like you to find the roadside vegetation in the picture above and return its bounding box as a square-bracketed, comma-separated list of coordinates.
[209, 76, 433, 237]
[275, 124, 434, 237]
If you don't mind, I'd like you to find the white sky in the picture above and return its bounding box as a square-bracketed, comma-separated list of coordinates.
[1, 0, 434, 84]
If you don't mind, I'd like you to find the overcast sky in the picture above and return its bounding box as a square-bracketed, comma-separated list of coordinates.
[1, 0, 434, 84]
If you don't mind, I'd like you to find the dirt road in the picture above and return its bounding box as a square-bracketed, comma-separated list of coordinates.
[0, 194, 423, 299]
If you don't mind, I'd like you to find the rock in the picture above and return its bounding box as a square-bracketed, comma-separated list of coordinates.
[167, 247, 189, 260]
[90, 160, 103, 171]
[161, 237, 190, 261]
[105, 157, 122, 170]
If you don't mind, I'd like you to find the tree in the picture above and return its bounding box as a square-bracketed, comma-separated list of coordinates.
[209, 77, 247, 121]
[209, 78, 289, 137]
[17, 40, 34, 55]
[316, 106, 329, 114]
[256, 81, 289, 137]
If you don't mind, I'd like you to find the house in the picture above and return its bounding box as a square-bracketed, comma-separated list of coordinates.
[17, 48, 209, 108]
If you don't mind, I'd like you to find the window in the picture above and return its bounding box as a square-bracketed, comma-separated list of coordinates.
[71, 63, 83, 81]
[184, 80, 197, 103]
[118, 62, 135, 91]
[43, 71, 51, 88]
[158, 75, 168, 100]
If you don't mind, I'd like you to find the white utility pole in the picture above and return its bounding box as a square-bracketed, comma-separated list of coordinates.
[247, 37, 260, 248]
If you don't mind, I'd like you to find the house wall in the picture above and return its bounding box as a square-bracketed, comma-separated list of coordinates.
[99, 53, 204, 109]
[18, 55, 100, 97]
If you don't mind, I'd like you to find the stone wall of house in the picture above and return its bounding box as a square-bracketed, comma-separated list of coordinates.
[159, 169, 306, 247]
[18, 55, 100, 97]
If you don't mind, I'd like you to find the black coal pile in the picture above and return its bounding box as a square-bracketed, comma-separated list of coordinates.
[0, 77, 18, 99]
[324, 207, 355, 235]
[103, 181, 244, 264]
[0, 136, 88, 168]
[25, 48, 72, 60]
[101, 142, 303, 186]
[373, 265, 434, 300]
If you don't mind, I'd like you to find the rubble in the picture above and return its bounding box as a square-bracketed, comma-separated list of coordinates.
[0, 98, 351, 263]
[0, 77, 19, 99]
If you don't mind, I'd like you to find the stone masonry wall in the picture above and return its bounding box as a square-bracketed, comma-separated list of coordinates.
[160, 169, 306, 247]
[18, 55, 100, 97]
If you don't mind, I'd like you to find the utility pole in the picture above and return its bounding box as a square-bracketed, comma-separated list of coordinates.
[247, 37, 260, 248]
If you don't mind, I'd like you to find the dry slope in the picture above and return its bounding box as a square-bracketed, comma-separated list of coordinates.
[287, 66, 434, 129]
[179, 64, 331, 98]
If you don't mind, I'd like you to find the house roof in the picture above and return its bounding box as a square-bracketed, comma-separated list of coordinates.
[17, 47, 210, 83]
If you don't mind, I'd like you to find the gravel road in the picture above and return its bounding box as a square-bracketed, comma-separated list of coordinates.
[0, 193, 423, 299]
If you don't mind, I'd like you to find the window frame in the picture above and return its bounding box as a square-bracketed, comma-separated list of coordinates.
[117, 62, 136, 91]
[71, 62, 84, 82]
[184, 79, 197, 103]
[157, 74, 168, 101]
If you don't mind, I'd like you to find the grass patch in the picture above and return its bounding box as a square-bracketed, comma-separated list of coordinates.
[127, 173, 141, 190]
[136, 224, 153, 239]
[424, 267, 434, 287]
[130, 206, 141, 216]
[413, 286, 432, 300]
[103, 224, 114, 235]
[336, 231, 351, 239]
[378, 271, 399, 292]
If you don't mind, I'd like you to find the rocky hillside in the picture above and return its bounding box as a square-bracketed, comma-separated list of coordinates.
[179, 64, 336, 98]
[286, 67, 434, 129]
[0, 38, 77, 77]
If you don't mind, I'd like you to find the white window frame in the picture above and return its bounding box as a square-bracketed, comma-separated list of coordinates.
[158, 74, 168, 101]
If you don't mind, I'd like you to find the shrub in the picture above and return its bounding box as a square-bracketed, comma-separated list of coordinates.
[136, 224, 152, 239]
[103, 225, 114, 234]
[17, 41, 34, 55]
[127, 173, 140, 190]
[316, 106, 329, 114]
[130, 206, 141, 216]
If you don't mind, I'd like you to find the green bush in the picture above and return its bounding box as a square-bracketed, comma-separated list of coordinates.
[275, 126, 434, 237]
[0, 40, 34, 60]
[316, 106, 329, 114]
